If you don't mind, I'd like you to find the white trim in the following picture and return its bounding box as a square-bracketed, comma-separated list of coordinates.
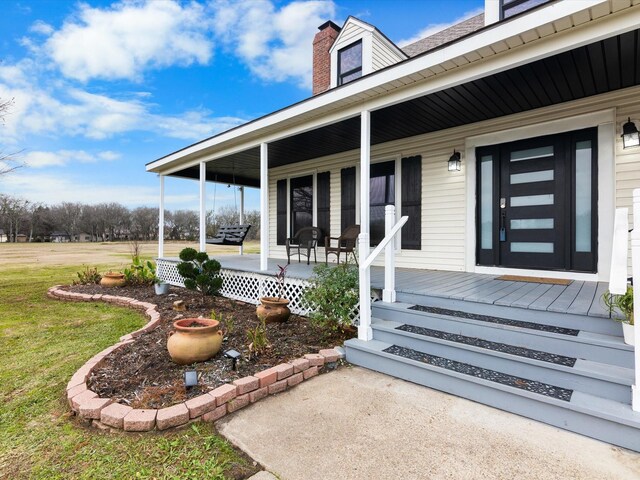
[158, 175, 165, 258]
[465, 108, 616, 280]
[199, 161, 206, 252]
[360, 110, 371, 237]
[260, 143, 269, 271]
[149, 2, 632, 174]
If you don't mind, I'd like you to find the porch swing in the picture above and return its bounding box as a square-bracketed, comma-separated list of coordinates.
[206, 171, 251, 246]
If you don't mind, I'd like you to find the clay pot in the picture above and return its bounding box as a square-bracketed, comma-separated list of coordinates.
[100, 272, 126, 287]
[256, 297, 291, 323]
[167, 318, 223, 365]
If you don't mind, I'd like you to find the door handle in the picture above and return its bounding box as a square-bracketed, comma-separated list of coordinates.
[499, 197, 506, 242]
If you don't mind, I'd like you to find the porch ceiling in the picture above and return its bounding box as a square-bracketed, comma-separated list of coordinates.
[170, 27, 640, 185]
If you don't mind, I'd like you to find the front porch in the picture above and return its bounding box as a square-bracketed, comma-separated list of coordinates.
[158, 254, 612, 319]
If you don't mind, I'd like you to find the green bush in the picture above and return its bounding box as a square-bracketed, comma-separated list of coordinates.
[73, 265, 101, 285]
[602, 285, 634, 325]
[302, 263, 359, 331]
[123, 256, 156, 286]
[176, 248, 223, 303]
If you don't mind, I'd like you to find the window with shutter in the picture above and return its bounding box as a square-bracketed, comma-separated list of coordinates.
[341, 167, 356, 231]
[401, 155, 422, 250]
[317, 172, 330, 243]
[276, 179, 287, 245]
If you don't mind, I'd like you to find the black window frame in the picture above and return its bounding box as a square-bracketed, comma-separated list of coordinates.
[289, 175, 314, 237]
[337, 40, 363, 86]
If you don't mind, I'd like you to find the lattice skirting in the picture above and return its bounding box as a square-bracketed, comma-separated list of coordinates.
[156, 258, 367, 320]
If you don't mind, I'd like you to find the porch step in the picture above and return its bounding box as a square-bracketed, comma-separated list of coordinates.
[372, 301, 633, 368]
[395, 292, 622, 337]
[345, 338, 640, 452]
[372, 318, 633, 403]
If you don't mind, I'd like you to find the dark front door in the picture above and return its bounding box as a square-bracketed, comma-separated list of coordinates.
[476, 128, 597, 273]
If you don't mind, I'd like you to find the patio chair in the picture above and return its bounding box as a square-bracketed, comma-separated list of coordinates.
[286, 226, 322, 265]
[325, 224, 360, 265]
[206, 224, 252, 246]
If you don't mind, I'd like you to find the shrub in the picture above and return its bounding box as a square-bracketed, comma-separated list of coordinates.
[246, 319, 269, 358]
[123, 256, 156, 286]
[73, 265, 101, 285]
[176, 248, 223, 303]
[302, 263, 359, 332]
[602, 285, 634, 325]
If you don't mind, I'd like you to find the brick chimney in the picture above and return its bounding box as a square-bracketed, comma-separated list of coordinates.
[312, 21, 341, 95]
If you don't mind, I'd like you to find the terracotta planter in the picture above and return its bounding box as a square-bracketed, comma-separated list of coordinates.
[622, 323, 635, 346]
[100, 272, 126, 287]
[256, 297, 291, 323]
[167, 318, 223, 365]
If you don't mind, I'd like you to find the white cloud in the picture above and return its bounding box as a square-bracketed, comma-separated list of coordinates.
[1, 172, 195, 207]
[30, 20, 54, 35]
[211, 0, 336, 89]
[397, 8, 484, 47]
[44, 1, 213, 82]
[21, 149, 117, 168]
[0, 61, 246, 144]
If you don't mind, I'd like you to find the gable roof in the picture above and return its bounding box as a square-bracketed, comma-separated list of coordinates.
[402, 13, 485, 57]
[330, 16, 408, 60]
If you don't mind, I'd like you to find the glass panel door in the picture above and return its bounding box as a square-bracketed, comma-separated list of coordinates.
[290, 175, 313, 235]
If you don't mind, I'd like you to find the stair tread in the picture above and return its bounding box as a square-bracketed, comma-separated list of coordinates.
[383, 344, 574, 401]
[408, 304, 579, 335]
[346, 338, 640, 426]
[372, 318, 633, 384]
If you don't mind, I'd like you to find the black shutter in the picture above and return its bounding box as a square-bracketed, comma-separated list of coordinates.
[341, 167, 356, 231]
[401, 155, 421, 250]
[276, 179, 287, 245]
[317, 172, 330, 243]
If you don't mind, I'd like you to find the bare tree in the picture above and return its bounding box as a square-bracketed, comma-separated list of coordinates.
[0, 97, 24, 177]
[130, 206, 158, 240]
[0, 194, 31, 241]
[50, 202, 83, 241]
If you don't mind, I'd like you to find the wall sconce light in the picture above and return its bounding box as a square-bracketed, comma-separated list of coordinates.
[224, 349, 241, 371]
[184, 369, 198, 389]
[448, 150, 461, 171]
[622, 118, 640, 149]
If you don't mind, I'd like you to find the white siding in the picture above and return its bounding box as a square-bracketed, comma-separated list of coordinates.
[332, 23, 364, 53]
[267, 86, 640, 273]
[371, 32, 405, 71]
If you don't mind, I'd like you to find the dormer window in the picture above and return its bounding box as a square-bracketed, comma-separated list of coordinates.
[338, 40, 362, 85]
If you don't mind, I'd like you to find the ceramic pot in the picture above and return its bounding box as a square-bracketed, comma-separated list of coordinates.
[100, 272, 126, 287]
[256, 297, 291, 323]
[154, 282, 170, 295]
[167, 318, 223, 365]
[622, 323, 635, 346]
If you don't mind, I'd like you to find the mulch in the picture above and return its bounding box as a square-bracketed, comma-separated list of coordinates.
[63, 284, 353, 409]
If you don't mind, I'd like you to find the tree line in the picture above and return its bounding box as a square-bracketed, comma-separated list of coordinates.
[0, 194, 260, 242]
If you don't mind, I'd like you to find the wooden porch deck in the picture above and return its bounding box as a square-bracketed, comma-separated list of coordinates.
[167, 254, 611, 319]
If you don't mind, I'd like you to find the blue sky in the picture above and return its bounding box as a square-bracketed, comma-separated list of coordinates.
[0, 0, 483, 213]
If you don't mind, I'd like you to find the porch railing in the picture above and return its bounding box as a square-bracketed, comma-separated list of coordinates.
[631, 189, 640, 411]
[358, 205, 408, 341]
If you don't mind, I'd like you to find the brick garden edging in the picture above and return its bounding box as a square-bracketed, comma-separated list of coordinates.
[47, 285, 345, 432]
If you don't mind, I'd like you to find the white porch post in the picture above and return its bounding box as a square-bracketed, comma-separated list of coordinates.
[358, 110, 372, 341]
[158, 174, 165, 258]
[631, 189, 640, 411]
[260, 143, 269, 271]
[199, 161, 207, 252]
[239, 186, 245, 255]
[383, 204, 396, 302]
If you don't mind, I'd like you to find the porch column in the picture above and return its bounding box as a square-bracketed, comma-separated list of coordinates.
[358, 109, 372, 341]
[158, 174, 165, 258]
[260, 143, 269, 271]
[632, 189, 640, 411]
[239, 186, 245, 255]
[199, 161, 207, 252]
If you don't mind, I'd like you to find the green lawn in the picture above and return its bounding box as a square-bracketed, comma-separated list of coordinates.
[0, 263, 256, 479]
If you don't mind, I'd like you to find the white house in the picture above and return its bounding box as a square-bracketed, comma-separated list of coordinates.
[148, 0, 640, 450]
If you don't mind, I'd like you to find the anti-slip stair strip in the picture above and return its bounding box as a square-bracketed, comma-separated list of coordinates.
[383, 345, 573, 402]
[408, 304, 579, 336]
[396, 324, 577, 367]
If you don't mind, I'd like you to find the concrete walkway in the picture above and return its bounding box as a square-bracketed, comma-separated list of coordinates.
[218, 367, 640, 480]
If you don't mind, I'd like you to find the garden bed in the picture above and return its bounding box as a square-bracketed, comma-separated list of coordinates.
[64, 284, 352, 409]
